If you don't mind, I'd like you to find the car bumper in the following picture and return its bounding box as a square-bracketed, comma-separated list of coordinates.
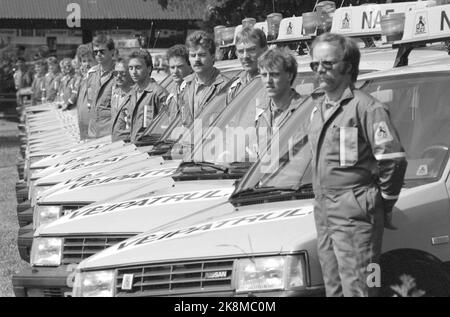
[17, 230, 33, 262]
[18, 207, 33, 227]
[13, 266, 73, 297]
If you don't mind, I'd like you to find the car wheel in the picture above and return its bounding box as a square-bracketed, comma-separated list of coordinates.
[380, 255, 450, 297]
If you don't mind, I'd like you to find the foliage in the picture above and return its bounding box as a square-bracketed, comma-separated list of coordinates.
[202, 0, 322, 31]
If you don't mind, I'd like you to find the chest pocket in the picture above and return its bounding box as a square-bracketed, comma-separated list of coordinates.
[339, 126, 358, 166]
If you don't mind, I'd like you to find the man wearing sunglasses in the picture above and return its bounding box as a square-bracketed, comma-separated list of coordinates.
[308, 33, 407, 297]
[111, 58, 134, 142]
[85, 34, 116, 139]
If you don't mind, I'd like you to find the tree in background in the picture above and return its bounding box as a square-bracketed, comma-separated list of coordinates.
[202, 0, 334, 31]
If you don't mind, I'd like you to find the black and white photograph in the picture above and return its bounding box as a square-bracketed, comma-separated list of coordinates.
[1, 0, 450, 300]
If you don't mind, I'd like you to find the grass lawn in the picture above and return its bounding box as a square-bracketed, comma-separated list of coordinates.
[0, 119, 30, 297]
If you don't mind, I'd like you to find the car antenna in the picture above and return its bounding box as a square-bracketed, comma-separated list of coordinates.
[153, 31, 161, 49]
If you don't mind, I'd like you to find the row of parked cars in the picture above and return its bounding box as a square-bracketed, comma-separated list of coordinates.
[10, 2, 450, 296]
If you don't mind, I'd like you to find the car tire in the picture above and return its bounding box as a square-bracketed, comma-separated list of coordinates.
[380, 252, 450, 297]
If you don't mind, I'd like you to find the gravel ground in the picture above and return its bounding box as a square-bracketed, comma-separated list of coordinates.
[0, 118, 30, 297]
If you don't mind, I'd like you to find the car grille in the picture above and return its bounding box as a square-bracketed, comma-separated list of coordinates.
[62, 236, 132, 264]
[43, 288, 65, 297]
[115, 259, 235, 296]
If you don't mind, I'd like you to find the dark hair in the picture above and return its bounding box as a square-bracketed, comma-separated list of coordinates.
[310, 33, 360, 82]
[35, 59, 47, 68]
[92, 34, 115, 51]
[128, 50, 153, 68]
[166, 44, 190, 66]
[186, 31, 215, 56]
[115, 57, 128, 66]
[235, 27, 267, 49]
[258, 47, 298, 85]
[46, 56, 58, 65]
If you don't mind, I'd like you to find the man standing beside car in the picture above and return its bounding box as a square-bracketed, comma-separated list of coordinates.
[227, 27, 268, 104]
[165, 44, 193, 122]
[86, 34, 116, 139]
[178, 31, 230, 127]
[308, 33, 407, 297]
[126, 50, 168, 144]
[255, 48, 305, 154]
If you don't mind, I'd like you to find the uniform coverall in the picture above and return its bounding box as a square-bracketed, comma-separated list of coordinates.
[308, 87, 407, 297]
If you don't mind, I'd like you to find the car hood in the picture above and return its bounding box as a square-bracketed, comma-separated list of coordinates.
[30, 136, 112, 168]
[34, 149, 149, 186]
[37, 179, 236, 236]
[32, 141, 131, 180]
[39, 159, 180, 204]
[78, 199, 317, 270]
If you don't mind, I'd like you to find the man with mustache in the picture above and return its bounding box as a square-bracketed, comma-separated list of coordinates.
[178, 31, 230, 127]
[165, 44, 193, 122]
[227, 27, 268, 104]
[255, 48, 305, 153]
[111, 58, 134, 142]
[86, 34, 116, 139]
[308, 33, 407, 297]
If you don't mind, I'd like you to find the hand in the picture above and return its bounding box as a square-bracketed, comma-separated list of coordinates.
[384, 211, 397, 230]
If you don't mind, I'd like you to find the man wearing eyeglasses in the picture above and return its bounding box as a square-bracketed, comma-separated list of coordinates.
[85, 34, 116, 139]
[307, 33, 407, 297]
[226, 27, 268, 104]
[111, 58, 134, 142]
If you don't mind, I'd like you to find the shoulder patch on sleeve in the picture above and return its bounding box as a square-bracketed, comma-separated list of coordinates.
[374, 121, 394, 145]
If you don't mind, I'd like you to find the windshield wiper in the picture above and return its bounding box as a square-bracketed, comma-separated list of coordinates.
[179, 161, 229, 173]
[233, 183, 313, 198]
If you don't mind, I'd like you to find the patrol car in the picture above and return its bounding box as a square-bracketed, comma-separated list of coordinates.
[67, 4, 450, 297]
[14, 1, 450, 296]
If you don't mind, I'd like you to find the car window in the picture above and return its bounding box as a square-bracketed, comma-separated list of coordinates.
[235, 71, 450, 193]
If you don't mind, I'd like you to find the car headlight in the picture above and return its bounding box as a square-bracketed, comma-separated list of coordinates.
[33, 205, 62, 229]
[30, 237, 63, 266]
[73, 270, 115, 297]
[235, 255, 306, 293]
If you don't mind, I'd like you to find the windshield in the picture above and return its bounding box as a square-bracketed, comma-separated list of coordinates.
[170, 71, 318, 169]
[235, 71, 450, 194]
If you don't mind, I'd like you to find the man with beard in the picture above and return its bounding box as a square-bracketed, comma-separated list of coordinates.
[308, 33, 407, 297]
[111, 58, 134, 142]
[255, 48, 305, 154]
[86, 34, 116, 139]
[124, 50, 168, 143]
[178, 31, 230, 127]
[165, 44, 193, 122]
[227, 27, 267, 104]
